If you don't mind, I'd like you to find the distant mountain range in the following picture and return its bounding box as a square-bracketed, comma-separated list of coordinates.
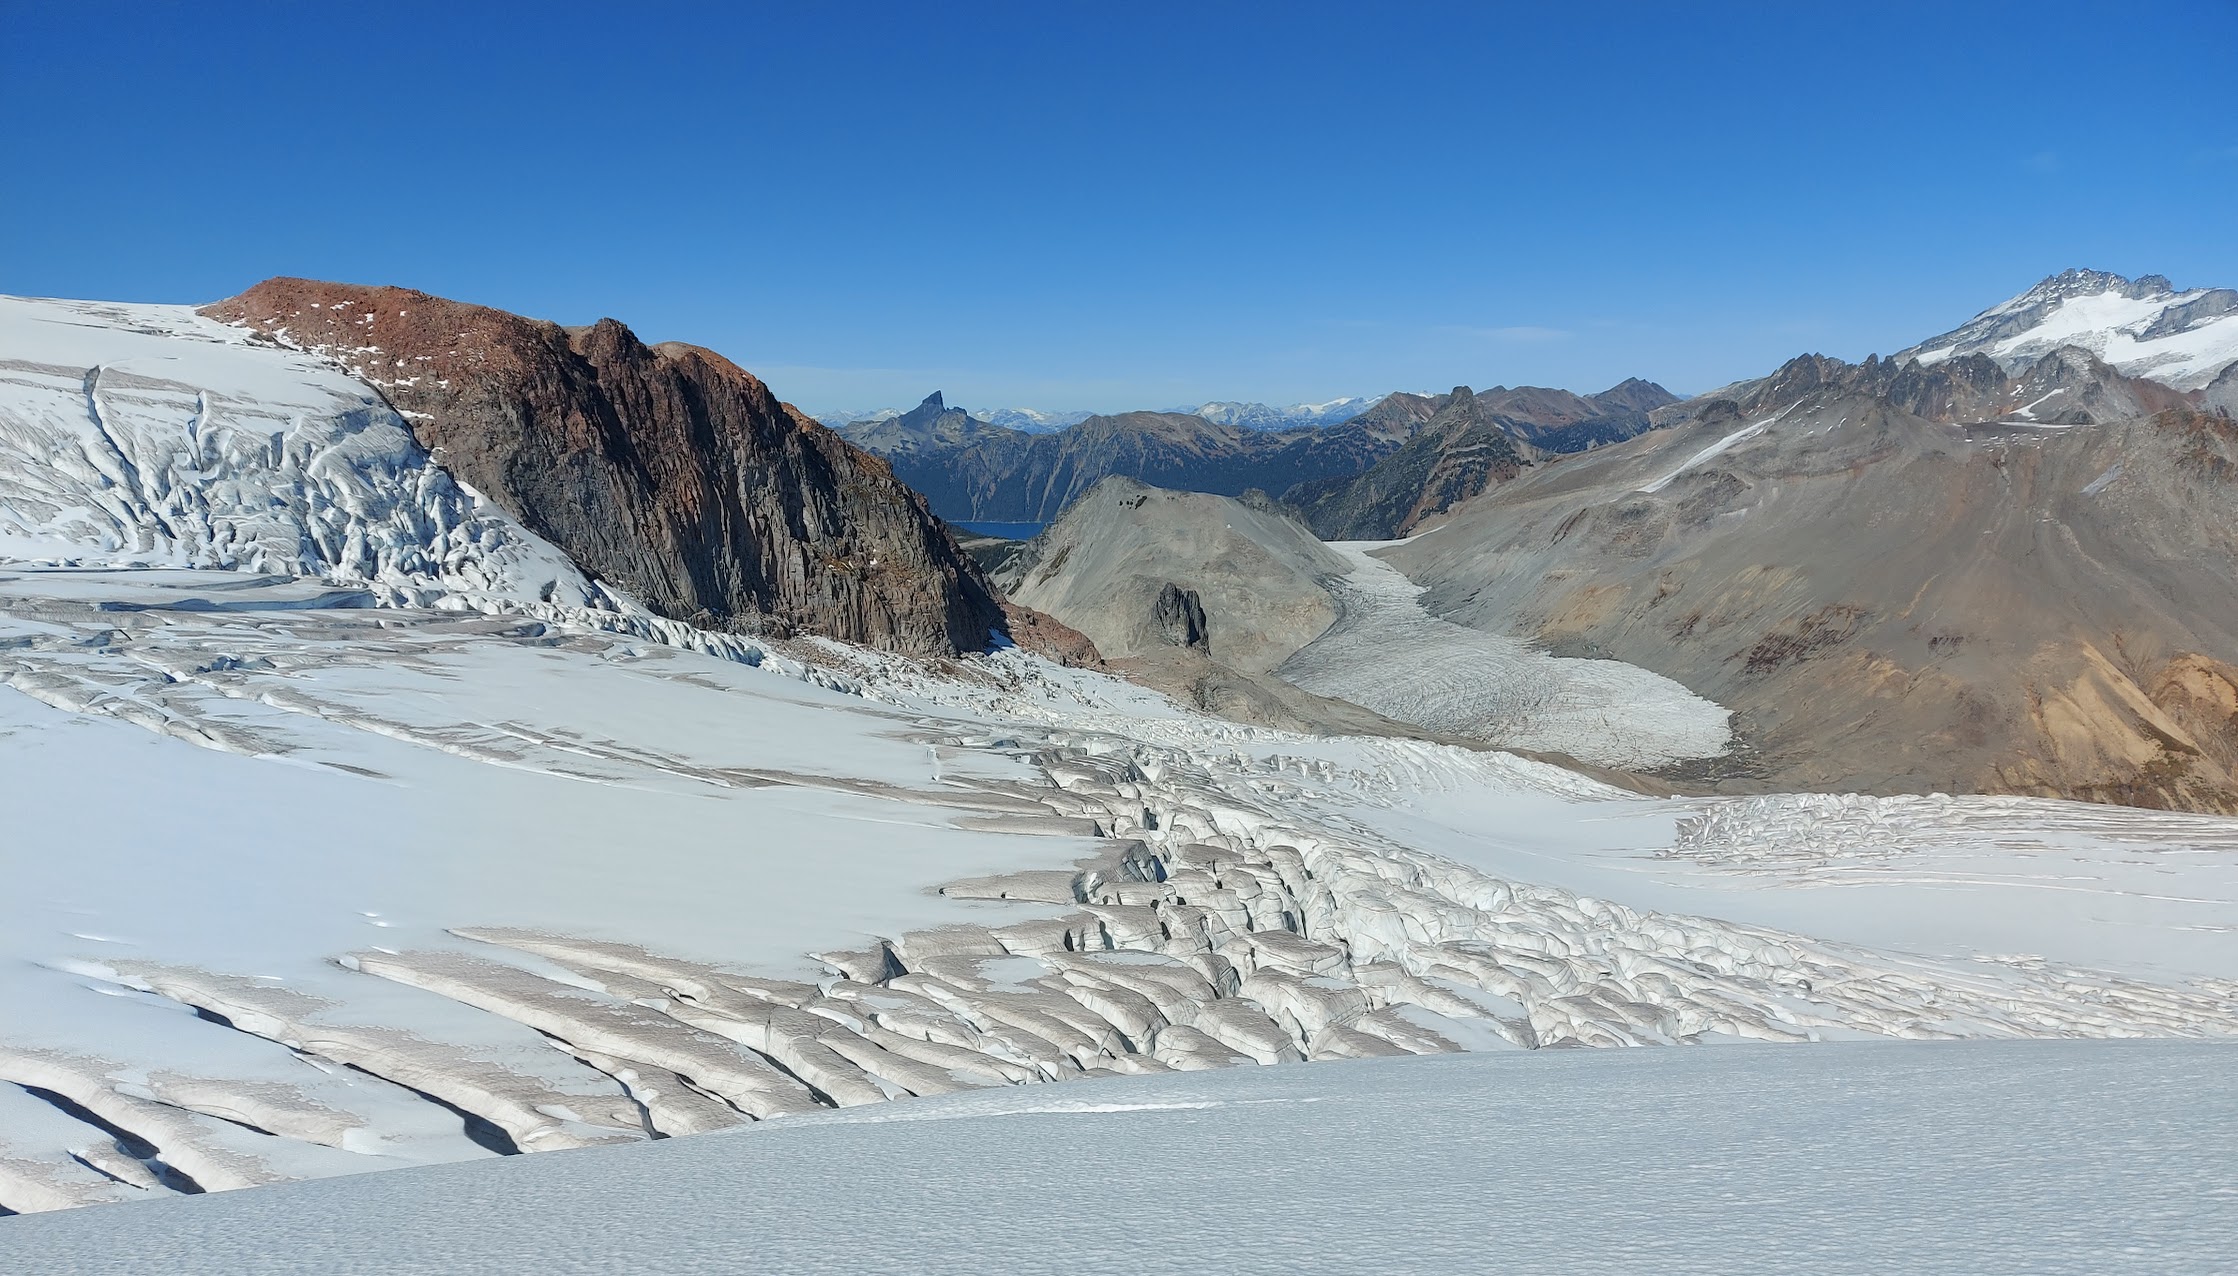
[977, 406, 1096, 433]
[915, 266, 2238, 813]
[821, 395, 1386, 436]
[837, 382, 1676, 527]
[836, 392, 1427, 523]
[1288, 380, 1680, 539]
[825, 404, 1097, 434]
[1179, 397, 1387, 430]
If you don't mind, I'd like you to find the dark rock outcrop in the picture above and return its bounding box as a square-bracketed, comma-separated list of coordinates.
[205, 279, 1006, 657]
[2207, 361, 2238, 419]
[995, 598, 1103, 668]
[1284, 386, 1533, 539]
[1153, 583, 1209, 650]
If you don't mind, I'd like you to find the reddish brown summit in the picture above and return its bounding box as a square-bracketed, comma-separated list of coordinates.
[206, 278, 1041, 659]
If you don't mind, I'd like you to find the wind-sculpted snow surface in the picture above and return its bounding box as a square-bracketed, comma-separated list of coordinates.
[8, 1041, 2234, 1274]
[2, 566, 2235, 1223]
[0, 297, 602, 611]
[1276, 543, 1732, 768]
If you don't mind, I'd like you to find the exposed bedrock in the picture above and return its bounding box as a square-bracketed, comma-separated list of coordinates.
[1285, 383, 1538, 540]
[1391, 351, 2238, 812]
[204, 280, 1012, 658]
[996, 478, 1345, 674]
[1153, 583, 1209, 650]
[992, 479, 1411, 732]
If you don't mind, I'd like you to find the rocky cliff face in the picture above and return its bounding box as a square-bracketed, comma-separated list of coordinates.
[1152, 583, 1210, 650]
[2207, 361, 2238, 418]
[205, 279, 1006, 657]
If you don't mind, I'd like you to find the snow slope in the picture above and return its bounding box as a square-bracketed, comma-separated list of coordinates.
[6, 1040, 2232, 1274]
[0, 296, 603, 609]
[1902, 269, 2238, 390]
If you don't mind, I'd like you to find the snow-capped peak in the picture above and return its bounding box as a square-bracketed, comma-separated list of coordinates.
[1899, 268, 2238, 390]
[975, 406, 1094, 433]
[1176, 395, 1387, 430]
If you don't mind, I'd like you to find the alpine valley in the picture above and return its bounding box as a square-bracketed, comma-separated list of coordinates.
[3, 269, 2236, 1276]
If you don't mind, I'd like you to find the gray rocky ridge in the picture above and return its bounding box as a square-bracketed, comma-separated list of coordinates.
[1388, 348, 2238, 811]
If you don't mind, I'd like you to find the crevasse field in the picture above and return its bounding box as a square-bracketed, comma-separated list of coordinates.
[2, 295, 2235, 1272]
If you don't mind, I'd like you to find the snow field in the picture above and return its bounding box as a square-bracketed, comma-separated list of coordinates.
[5, 1040, 2233, 1274]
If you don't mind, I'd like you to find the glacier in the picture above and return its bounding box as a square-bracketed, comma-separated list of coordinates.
[3, 561, 2233, 1221]
[1276, 543, 1733, 768]
[0, 296, 603, 609]
[1, 294, 2234, 1270]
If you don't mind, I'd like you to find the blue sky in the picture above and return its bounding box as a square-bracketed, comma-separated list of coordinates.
[5, 1, 2236, 412]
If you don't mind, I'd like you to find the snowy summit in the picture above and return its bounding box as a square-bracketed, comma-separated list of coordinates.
[1900, 268, 2238, 390]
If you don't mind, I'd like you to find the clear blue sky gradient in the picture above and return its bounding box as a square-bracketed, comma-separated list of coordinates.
[5, 1, 2236, 412]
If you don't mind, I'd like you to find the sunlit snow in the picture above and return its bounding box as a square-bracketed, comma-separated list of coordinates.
[5, 1042, 2232, 1274]
[2, 295, 2234, 1253]
[1908, 277, 2238, 389]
